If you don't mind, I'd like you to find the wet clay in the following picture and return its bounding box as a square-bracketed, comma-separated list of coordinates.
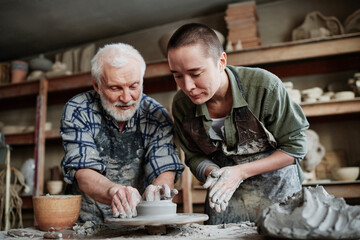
[257, 186, 360, 239]
[137, 200, 176, 217]
[106, 200, 208, 227]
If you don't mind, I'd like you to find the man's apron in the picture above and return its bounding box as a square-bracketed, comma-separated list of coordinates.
[66, 113, 145, 223]
[182, 68, 301, 224]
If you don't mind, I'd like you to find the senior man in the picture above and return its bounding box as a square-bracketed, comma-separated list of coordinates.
[60, 43, 184, 223]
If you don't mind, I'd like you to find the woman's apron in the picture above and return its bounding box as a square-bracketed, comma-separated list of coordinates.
[182, 69, 301, 224]
[66, 113, 146, 223]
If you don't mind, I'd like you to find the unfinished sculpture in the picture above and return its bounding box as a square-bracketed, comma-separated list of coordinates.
[292, 11, 344, 41]
[137, 200, 176, 217]
[301, 129, 325, 172]
[105, 199, 208, 227]
[344, 9, 360, 34]
[257, 186, 360, 239]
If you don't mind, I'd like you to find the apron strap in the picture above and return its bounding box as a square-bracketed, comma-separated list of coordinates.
[229, 67, 245, 97]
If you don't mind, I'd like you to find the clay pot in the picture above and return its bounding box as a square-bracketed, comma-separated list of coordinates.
[11, 60, 28, 83]
[137, 200, 176, 217]
[29, 54, 53, 72]
[33, 195, 81, 231]
[46, 180, 63, 195]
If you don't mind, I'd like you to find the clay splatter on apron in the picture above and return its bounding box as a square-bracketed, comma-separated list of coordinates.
[67, 117, 145, 223]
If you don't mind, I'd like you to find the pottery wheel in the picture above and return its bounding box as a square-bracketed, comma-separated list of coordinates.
[105, 213, 209, 226]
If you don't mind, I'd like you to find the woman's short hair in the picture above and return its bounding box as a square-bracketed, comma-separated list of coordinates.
[167, 23, 224, 63]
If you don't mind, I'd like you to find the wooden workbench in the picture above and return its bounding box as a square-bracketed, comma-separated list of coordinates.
[1, 222, 265, 239]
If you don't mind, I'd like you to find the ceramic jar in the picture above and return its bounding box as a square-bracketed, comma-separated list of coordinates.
[29, 54, 53, 72]
[11, 60, 28, 83]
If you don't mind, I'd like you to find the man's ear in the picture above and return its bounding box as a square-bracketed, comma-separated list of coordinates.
[93, 78, 99, 93]
[219, 52, 227, 71]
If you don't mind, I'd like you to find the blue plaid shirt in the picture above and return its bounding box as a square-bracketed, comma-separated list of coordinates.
[60, 90, 184, 185]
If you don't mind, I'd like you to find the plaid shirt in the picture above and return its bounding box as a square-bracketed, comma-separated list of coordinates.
[60, 90, 184, 185]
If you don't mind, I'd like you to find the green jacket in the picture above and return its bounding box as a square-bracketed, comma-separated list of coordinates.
[172, 66, 309, 181]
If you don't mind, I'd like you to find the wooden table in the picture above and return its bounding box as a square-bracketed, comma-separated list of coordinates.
[1, 222, 265, 239]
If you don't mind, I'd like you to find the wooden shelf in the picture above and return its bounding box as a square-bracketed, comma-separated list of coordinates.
[227, 33, 360, 66]
[1, 34, 358, 103]
[5, 129, 60, 145]
[301, 97, 360, 117]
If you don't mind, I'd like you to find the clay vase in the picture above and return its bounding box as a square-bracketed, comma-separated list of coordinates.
[11, 60, 28, 84]
[29, 54, 53, 72]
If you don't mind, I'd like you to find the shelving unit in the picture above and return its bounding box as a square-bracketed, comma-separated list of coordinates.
[0, 33, 359, 206]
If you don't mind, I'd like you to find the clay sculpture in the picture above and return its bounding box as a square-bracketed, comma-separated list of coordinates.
[292, 11, 344, 41]
[136, 200, 176, 217]
[257, 186, 360, 239]
[301, 129, 325, 172]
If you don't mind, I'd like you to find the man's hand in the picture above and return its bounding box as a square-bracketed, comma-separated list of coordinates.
[109, 185, 141, 218]
[142, 184, 178, 201]
[203, 166, 244, 213]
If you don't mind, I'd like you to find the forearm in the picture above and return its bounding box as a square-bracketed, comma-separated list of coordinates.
[152, 171, 175, 188]
[205, 151, 295, 179]
[75, 168, 116, 205]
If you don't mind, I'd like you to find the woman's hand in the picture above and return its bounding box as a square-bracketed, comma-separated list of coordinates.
[203, 166, 244, 212]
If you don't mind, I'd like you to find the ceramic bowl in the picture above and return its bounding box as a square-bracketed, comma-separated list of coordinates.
[332, 167, 359, 181]
[33, 195, 81, 231]
[46, 180, 63, 195]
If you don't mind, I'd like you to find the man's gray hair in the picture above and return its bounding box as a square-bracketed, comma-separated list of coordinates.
[91, 43, 146, 85]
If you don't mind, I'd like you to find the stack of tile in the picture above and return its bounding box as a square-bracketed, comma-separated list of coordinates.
[225, 1, 260, 51]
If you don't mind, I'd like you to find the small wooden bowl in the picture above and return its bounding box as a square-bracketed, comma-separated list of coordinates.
[33, 195, 81, 231]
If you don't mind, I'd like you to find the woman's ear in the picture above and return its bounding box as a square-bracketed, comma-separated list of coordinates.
[219, 52, 227, 71]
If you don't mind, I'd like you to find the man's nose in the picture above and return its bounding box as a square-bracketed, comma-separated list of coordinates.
[119, 89, 132, 103]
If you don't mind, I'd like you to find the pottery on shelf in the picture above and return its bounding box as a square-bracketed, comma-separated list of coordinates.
[29, 54, 53, 72]
[292, 11, 344, 41]
[334, 91, 355, 100]
[344, 9, 360, 34]
[46, 180, 63, 195]
[331, 167, 359, 181]
[11, 60, 28, 83]
[20, 158, 35, 195]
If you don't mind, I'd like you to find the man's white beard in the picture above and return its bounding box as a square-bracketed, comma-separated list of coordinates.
[99, 91, 141, 122]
